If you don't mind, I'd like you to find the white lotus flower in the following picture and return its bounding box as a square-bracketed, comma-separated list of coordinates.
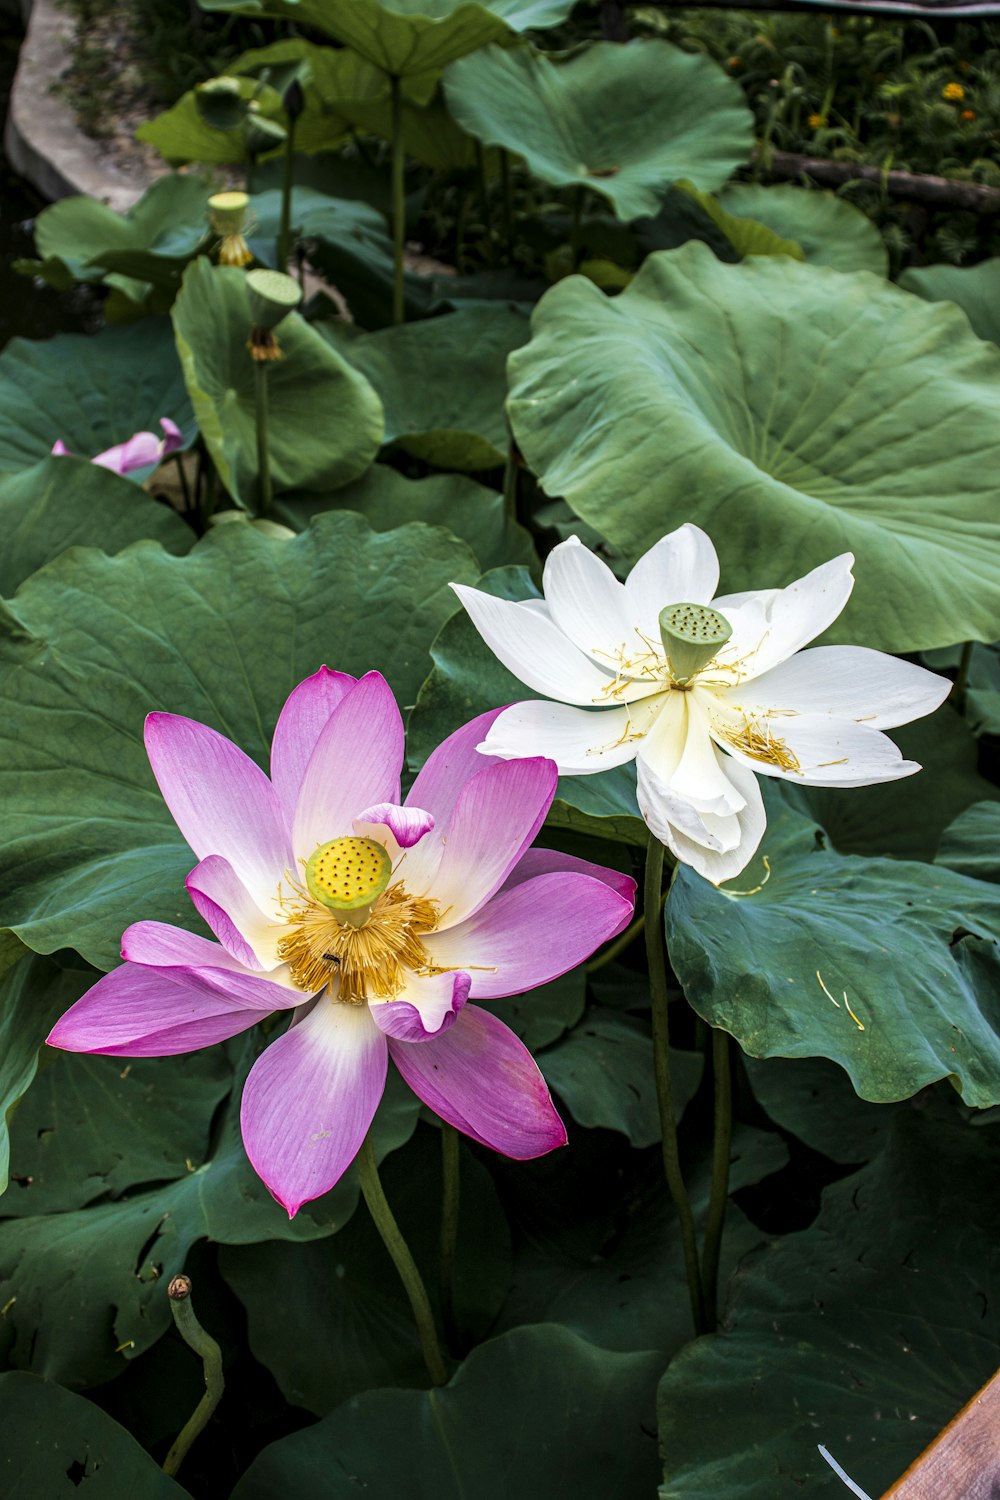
[451, 524, 951, 883]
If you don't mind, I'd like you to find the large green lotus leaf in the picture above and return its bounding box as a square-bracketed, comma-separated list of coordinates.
[328, 306, 529, 470]
[0, 320, 194, 478]
[743, 1054, 906, 1165]
[658, 1102, 1000, 1498]
[221, 1127, 511, 1414]
[408, 565, 647, 846]
[674, 183, 804, 261]
[276, 466, 536, 572]
[444, 42, 753, 220]
[0, 1372, 187, 1497]
[0, 1054, 421, 1388]
[936, 799, 1000, 882]
[0, 955, 91, 1198]
[0, 459, 193, 597]
[720, 183, 889, 274]
[508, 242, 1000, 652]
[23, 174, 211, 308]
[197, 0, 576, 99]
[138, 76, 285, 165]
[172, 259, 383, 506]
[3, 1049, 231, 1218]
[494, 1122, 786, 1360]
[0, 514, 477, 969]
[667, 796, 1000, 1105]
[779, 705, 1000, 863]
[231, 1324, 661, 1500]
[900, 257, 1000, 345]
[540, 1008, 702, 1147]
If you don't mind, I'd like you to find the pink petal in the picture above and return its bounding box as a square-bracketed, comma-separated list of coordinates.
[406, 708, 507, 825]
[353, 802, 434, 864]
[369, 970, 470, 1042]
[145, 712, 293, 913]
[46, 963, 263, 1056]
[51, 439, 71, 456]
[240, 998, 387, 1216]
[185, 854, 282, 970]
[292, 672, 404, 860]
[120, 921, 299, 1011]
[159, 417, 183, 454]
[423, 872, 633, 998]
[388, 1005, 566, 1159]
[270, 667, 357, 822]
[501, 846, 637, 905]
[94, 432, 161, 474]
[418, 757, 558, 930]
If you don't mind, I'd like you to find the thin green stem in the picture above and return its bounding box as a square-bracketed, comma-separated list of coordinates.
[439, 1123, 461, 1354]
[586, 910, 646, 973]
[173, 452, 193, 516]
[253, 359, 272, 518]
[953, 639, 974, 713]
[474, 140, 493, 264]
[390, 74, 405, 325]
[454, 188, 471, 274]
[701, 1028, 732, 1334]
[570, 184, 584, 266]
[162, 1275, 224, 1479]
[278, 115, 297, 270]
[357, 1135, 448, 1386]
[645, 832, 707, 1336]
[500, 148, 514, 261]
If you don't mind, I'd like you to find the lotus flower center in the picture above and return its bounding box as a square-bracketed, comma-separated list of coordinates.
[659, 601, 732, 686]
[278, 839, 441, 1005]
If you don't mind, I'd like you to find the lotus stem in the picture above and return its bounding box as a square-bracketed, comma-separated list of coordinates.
[645, 832, 707, 1336]
[357, 1135, 448, 1386]
[278, 115, 297, 271]
[162, 1274, 224, 1478]
[253, 359, 272, 518]
[701, 1027, 732, 1332]
[954, 639, 974, 712]
[570, 184, 584, 266]
[474, 141, 493, 264]
[439, 1122, 461, 1353]
[390, 73, 405, 324]
[173, 452, 193, 517]
[500, 148, 514, 261]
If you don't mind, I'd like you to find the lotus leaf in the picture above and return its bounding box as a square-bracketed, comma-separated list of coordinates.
[900, 256, 1000, 344]
[444, 42, 754, 219]
[720, 183, 889, 274]
[507, 242, 1000, 651]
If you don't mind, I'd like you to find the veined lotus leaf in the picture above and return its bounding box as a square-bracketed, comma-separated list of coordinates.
[326, 305, 530, 469]
[20, 174, 212, 307]
[0, 1374, 188, 1495]
[674, 182, 804, 260]
[229, 1326, 661, 1500]
[444, 42, 754, 220]
[900, 256, 1000, 345]
[507, 241, 1000, 651]
[196, 0, 577, 101]
[658, 1103, 1000, 1497]
[172, 258, 383, 506]
[667, 795, 1000, 1106]
[720, 183, 889, 274]
[137, 76, 285, 165]
[0, 320, 194, 479]
[0, 458, 193, 596]
[0, 514, 478, 969]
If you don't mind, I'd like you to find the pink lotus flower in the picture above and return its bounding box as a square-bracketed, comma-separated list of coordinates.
[52, 417, 183, 476]
[48, 669, 635, 1216]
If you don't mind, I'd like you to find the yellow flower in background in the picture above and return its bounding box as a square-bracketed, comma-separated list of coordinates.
[943, 82, 966, 101]
[808, 112, 828, 129]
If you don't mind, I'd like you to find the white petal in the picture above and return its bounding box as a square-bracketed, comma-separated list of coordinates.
[710, 709, 922, 788]
[541, 536, 635, 663]
[666, 692, 747, 816]
[451, 583, 616, 706]
[727, 645, 951, 729]
[638, 754, 766, 884]
[716, 555, 855, 682]
[625, 524, 720, 640]
[481, 697, 660, 775]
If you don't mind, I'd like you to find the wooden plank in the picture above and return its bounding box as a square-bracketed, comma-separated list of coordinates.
[881, 1366, 1000, 1498]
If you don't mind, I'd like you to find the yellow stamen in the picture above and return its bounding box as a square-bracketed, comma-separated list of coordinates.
[718, 711, 801, 773]
[278, 880, 441, 1004]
